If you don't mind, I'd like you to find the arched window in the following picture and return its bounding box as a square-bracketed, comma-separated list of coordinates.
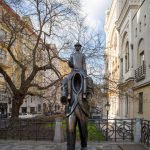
[138, 38, 145, 66]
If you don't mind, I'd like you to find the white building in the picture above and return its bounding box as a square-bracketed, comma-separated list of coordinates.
[105, 0, 150, 119]
[132, 0, 150, 120]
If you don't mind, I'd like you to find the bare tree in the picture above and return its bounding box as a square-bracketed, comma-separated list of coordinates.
[0, 0, 80, 118]
[0, 0, 106, 118]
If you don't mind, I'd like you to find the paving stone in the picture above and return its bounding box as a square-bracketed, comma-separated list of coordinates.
[119, 144, 147, 150]
[0, 140, 148, 150]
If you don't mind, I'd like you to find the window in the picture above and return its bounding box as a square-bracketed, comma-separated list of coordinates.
[125, 42, 129, 72]
[125, 93, 128, 117]
[38, 104, 41, 112]
[120, 58, 123, 77]
[3, 13, 10, 23]
[140, 51, 144, 66]
[139, 22, 141, 32]
[138, 92, 143, 113]
[144, 15, 146, 26]
[22, 107, 27, 113]
[0, 49, 6, 61]
[30, 107, 35, 114]
[138, 39, 145, 66]
[0, 29, 7, 40]
[135, 28, 137, 37]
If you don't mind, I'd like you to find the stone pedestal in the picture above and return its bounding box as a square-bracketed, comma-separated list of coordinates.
[134, 117, 142, 143]
[54, 117, 64, 143]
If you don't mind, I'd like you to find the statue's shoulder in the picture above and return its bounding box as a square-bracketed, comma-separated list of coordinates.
[71, 51, 77, 55]
[70, 53, 74, 58]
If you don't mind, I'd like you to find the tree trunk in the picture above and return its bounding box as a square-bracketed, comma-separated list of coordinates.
[11, 95, 24, 119]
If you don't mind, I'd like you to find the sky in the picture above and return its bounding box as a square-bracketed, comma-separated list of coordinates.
[80, 0, 112, 82]
[81, 0, 112, 33]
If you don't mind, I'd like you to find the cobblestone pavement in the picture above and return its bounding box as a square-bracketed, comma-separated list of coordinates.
[0, 140, 148, 150]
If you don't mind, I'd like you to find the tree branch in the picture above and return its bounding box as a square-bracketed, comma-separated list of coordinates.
[29, 78, 62, 90]
[0, 66, 17, 94]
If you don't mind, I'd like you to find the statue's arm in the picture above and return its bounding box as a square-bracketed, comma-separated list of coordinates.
[68, 55, 73, 68]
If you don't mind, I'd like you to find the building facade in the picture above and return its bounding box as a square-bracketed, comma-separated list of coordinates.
[0, 1, 44, 118]
[132, 0, 150, 120]
[105, 0, 150, 120]
[104, 0, 120, 119]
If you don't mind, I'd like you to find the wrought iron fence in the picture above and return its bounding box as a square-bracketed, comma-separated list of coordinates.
[89, 119, 135, 142]
[0, 118, 135, 142]
[141, 120, 150, 146]
[0, 118, 56, 140]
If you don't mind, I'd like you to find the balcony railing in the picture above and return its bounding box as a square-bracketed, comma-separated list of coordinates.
[135, 63, 146, 82]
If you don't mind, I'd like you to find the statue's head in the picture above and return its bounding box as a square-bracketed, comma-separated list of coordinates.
[74, 42, 82, 51]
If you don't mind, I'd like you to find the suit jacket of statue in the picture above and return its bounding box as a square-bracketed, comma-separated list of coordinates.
[66, 75, 93, 117]
[68, 51, 87, 72]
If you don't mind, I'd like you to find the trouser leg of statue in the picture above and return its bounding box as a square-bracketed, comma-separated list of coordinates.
[76, 106, 88, 149]
[67, 106, 88, 150]
[67, 112, 77, 150]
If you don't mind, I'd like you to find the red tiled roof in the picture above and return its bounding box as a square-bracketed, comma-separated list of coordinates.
[0, 0, 42, 40]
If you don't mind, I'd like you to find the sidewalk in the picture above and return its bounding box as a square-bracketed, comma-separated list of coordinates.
[118, 144, 148, 150]
[0, 140, 148, 150]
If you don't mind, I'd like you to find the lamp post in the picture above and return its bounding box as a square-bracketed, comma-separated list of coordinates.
[105, 101, 110, 141]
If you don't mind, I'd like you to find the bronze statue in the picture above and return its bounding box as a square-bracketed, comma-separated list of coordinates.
[61, 42, 93, 150]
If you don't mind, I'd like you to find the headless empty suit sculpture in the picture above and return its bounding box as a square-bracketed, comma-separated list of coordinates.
[61, 42, 93, 150]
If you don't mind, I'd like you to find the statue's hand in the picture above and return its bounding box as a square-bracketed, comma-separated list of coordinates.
[60, 96, 67, 105]
[68, 61, 73, 68]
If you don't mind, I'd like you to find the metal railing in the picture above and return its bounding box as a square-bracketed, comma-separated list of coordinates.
[0, 118, 56, 141]
[1, 117, 150, 147]
[0, 118, 136, 142]
[96, 119, 135, 141]
[141, 120, 150, 146]
[135, 63, 146, 81]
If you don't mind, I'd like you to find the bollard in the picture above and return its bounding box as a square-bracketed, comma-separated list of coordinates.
[54, 117, 64, 143]
[134, 117, 142, 143]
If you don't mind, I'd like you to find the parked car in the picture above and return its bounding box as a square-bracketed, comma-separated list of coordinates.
[90, 113, 102, 120]
[19, 113, 33, 119]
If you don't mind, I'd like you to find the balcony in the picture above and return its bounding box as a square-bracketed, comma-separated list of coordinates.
[135, 63, 146, 82]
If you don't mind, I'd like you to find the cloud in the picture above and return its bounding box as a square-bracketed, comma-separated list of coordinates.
[81, 0, 112, 32]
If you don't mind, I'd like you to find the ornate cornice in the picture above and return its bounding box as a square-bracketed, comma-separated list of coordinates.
[116, 0, 143, 31]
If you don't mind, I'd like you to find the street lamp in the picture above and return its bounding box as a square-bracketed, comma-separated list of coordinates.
[105, 101, 110, 141]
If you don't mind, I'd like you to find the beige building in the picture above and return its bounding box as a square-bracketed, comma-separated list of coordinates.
[0, 1, 44, 117]
[105, 0, 150, 120]
[104, 0, 120, 119]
